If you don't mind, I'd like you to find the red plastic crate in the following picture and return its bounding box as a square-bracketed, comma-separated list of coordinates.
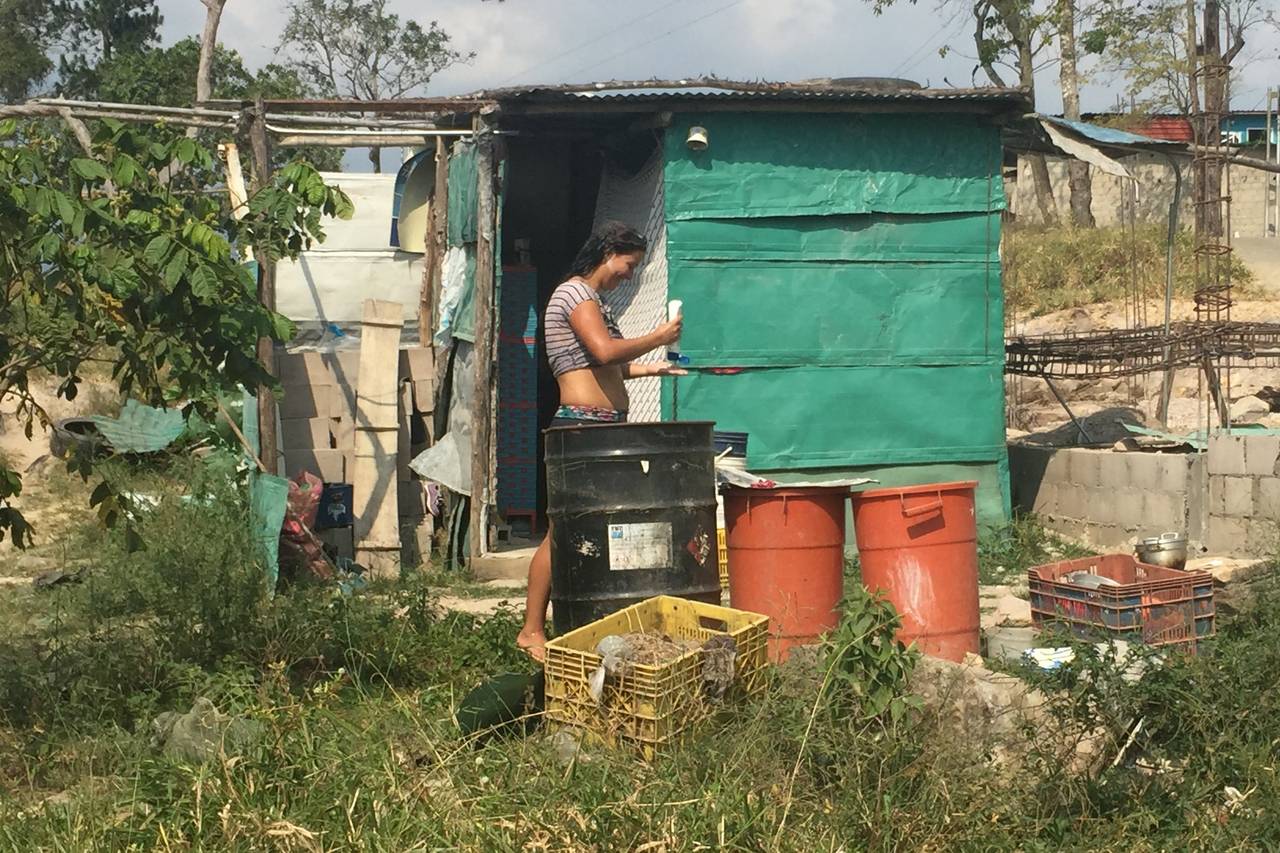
[1027, 554, 1214, 650]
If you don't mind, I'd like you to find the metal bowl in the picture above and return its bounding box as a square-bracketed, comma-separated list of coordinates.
[1135, 532, 1188, 571]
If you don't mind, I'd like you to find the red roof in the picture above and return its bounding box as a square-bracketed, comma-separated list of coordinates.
[1129, 116, 1193, 143]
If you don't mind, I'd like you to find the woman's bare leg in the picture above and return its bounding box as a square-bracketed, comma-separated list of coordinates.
[516, 529, 552, 661]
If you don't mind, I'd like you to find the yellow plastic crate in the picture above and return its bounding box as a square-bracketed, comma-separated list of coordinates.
[544, 595, 769, 755]
[717, 527, 729, 590]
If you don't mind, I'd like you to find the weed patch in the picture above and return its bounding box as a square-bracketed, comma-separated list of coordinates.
[1006, 224, 1255, 318]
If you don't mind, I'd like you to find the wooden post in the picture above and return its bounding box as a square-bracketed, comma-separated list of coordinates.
[469, 118, 498, 562]
[248, 97, 280, 475]
[419, 137, 449, 343]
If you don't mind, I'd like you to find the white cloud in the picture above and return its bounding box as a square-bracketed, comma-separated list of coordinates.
[155, 0, 1280, 111]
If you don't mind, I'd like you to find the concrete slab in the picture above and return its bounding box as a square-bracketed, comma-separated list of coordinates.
[1187, 555, 1271, 585]
[471, 546, 536, 582]
[437, 595, 525, 615]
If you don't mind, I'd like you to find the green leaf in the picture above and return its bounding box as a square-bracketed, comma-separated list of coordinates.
[163, 249, 189, 289]
[189, 265, 219, 301]
[174, 137, 197, 165]
[89, 481, 113, 508]
[112, 155, 139, 188]
[143, 235, 172, 267]
[71, 158, 110, 181]
[270, 312, 296, 342]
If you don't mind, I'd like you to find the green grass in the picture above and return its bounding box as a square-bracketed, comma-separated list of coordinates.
[3, 466, 1279, 850]
[1006, 224, 1256, 319]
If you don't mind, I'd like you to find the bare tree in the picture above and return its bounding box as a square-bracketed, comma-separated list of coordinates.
[1059, 0, 1094, 226]
[278, 0, 471, 172]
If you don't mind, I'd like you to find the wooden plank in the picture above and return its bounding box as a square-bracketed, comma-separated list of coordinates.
[354, 301, 403, 432]
[352, 299, 405, 577]
[469, 121, 498, 562]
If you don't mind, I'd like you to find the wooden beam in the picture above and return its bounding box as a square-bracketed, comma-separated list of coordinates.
[205, 98, 492, 113]
[273, 133, 462, 147]
[247, 97, 280, 476]
[469, 119, 498, 562]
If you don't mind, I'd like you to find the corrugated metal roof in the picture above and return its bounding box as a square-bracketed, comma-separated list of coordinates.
[491, 84, 1030, 109]
[1039, 115, 1186, 148]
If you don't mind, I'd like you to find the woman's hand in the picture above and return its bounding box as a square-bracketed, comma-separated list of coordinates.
[652, 363, 688, 376]
[653, 316, 682, 346]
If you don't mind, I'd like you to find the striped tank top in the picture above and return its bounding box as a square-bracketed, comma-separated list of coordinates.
[544, 278, 622, 377]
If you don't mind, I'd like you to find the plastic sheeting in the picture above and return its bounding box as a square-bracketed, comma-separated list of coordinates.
[411, 340, 475, 495]
[664, 113, 1004, 220]
[665, 364, 1006, 469]
[670, 260, 1000, 367]
[661, 111, 1009, 523]
[447, 140, 478, 246]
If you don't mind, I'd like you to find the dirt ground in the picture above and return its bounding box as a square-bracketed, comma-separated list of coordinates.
[1007, 298, 1280, 442]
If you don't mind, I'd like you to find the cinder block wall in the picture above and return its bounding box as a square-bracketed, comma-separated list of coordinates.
[1008, 445, 1201, 549]
[1011, 437, 1280, 557]
[1206, 434, 1280, 556]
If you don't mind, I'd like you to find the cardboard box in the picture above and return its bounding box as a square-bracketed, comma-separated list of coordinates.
[331, 414, 355, 450]
[281, 417, 333, 451]
[412, 380, 435, 414]
[283, 448, 346, 483]
[277, 351, 333, 386]
[278, 383, 335, 420]
[399, 347, 435, 383]
[325, 350, 361, 391]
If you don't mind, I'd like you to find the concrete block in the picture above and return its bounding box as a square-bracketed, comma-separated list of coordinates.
[1157, 453, 1192, 494]
[1258, 478, 1280, 517]
[1041, 448, 1070, 481]
[1067, 449, 1104, 488]
[1113, 488, 1148, 528]
[1142, 491, 1185, 531]
[1209, 476, 1228, 517]
[1245, 436, 1280, 477]
[1098, 454, 1131, 490]
[1052, 484, 1078, 519]
[1091, 524, 1132, 550]
[1124, 452, 1162, 491]
[1063, 484, 1091, 520]
[1207, 515, 1250, 556]
[1224, 476, 1255, 518]
[1248, 521, 1278, 558]
[1030, 481, 1058, 515]
[1208, 434, 1248, 476]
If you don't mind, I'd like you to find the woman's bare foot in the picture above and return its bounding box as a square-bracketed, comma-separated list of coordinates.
[516, 628, 547, 662]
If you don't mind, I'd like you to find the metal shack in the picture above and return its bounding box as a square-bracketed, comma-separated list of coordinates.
[277, 80, 1031, 563]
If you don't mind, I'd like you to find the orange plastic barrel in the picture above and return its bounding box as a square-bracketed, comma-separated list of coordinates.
[850, 481, 980, 662]
[724, 486, 848, 662]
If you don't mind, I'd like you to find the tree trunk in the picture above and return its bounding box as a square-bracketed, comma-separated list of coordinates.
[1059, 0, 1094, 227]
[369, 146, 382, 173]
[195, 0, 227, 105]
[1011, 9, 1059, 224]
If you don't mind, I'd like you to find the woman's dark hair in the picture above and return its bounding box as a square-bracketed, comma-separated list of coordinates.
[568, 221, 648, 278]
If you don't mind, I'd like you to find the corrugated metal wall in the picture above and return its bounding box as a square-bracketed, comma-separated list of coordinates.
[660, 111, 1010, 525]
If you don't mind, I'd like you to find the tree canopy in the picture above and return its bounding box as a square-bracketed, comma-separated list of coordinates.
[0, 120, 353, 544]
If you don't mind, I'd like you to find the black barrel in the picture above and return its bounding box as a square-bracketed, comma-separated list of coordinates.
[545, 421, 720, 633]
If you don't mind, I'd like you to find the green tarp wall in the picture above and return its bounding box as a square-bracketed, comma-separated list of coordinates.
[660, 112, 1010, 526]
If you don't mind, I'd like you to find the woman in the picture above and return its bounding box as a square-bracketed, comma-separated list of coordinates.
[516, 222, 684, 660]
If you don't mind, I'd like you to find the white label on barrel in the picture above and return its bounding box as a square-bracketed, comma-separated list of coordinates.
[607, 522, 672, 571]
